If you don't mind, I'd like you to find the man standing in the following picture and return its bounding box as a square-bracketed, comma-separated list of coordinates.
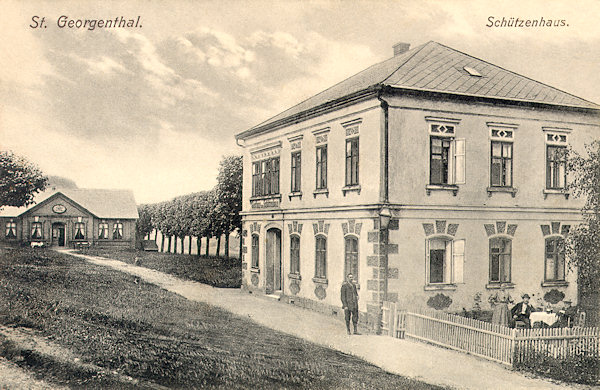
[511, 293, 533, 328]
[341, 273, 359, 335]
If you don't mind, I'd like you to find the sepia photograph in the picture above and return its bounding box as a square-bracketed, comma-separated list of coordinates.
[1, 0, 599, 388]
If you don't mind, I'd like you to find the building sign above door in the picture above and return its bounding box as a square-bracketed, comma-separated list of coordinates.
[52, 204, 67, 214]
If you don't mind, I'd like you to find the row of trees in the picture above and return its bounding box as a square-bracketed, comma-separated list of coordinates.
[136, 156, 242, 258]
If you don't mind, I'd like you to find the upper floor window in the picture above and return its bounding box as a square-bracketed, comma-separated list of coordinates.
[489, 126, 515, 188]
[31, 222, 42, 239]
[113, 222, 123, 240]
[5, 221, 16, 239]
[252, 157, 280, 197]
[290, 151, 301, 193]
[428, 122, 465, 186]
[345, 138, 359, 186]
[98, 222, 109, 239]
[316, 145, 327, 190]
[426, 237, 464, 284]
[315, 235, 327, 279]
[251, 234, 259, 268]
[546, 146, 567, 190]
[545, 237, 565, 282]
[344, 236, 359, 281]
[489, 237, 511, 283]
[290, 235, 300, 274]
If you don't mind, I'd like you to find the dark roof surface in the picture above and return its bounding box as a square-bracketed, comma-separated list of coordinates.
[0, 188, 139, 219]
[238, 41, 598, 138]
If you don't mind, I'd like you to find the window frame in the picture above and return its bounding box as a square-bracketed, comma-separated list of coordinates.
[5, 221, 17, 239]
[489, 237, 512, 284]
[74, 222, 86, 240]
[344, 235, 359, 282]
[251, 157, 280, 197]
[98, 222, 109, 239]
[112, 222, 123, 240]
[251, 234, 259, 269]
[31, 222, 43, 239]
[314, 235, 327, 279]
[290, 151, 301, 193]
[545, 236, 566, 282]
[425, 236, 465, 286]
[290, 234, 300, 275]
[315, 145, 328, 190]
[345, 138, 359, 186]
[546, 145, 567, 190]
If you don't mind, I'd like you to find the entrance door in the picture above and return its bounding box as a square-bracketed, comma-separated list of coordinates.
[52, 223, 66, 247]
[265, 228, 282, 294]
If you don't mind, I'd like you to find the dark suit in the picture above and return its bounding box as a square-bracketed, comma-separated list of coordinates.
[341, 282, 359, 333]
[511, 302, 532, 328]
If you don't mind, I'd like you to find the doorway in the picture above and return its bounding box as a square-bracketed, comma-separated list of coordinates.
[52, 223, 66, 247]
[265, 228, 282, 294]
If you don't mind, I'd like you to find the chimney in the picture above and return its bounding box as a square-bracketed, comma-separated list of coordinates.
[393, 42, 410, 56]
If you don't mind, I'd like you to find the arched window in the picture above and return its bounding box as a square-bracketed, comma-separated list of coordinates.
[490, 237, 511, 283]
[251, 234, 259, 268]
[545, 237, 565, 282]
[315, 235, 327, 279]
[344, 236, 358, 280]
[290, 235, 300, 274]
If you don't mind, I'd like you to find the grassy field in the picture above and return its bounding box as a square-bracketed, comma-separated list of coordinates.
[0, 247, 444, 389]
[81, 247, 242, 288]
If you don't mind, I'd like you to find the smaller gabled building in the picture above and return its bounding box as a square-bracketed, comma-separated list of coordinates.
[0, 188, 138, 248]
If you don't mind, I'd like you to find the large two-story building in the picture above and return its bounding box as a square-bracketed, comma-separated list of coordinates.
[0, 187, 138, 248]
[235, 41, 600, 328]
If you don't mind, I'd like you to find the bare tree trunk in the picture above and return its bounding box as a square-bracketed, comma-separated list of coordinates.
[205, 237, 210, 256]
[216, 235, 221, 258]
[154, 229, 158, 242]
[188, 236, 192, 254]
[224, 232, 230, 258]
[160, 233, 165, 252]
[197, 236, 202, 256]
[168, 236, 172, 253]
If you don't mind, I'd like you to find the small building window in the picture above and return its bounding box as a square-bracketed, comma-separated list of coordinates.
[98, 223, 109, 239]
[490, 141, 513, 187]
[31, 222, 42, 239]
[113, 222, 123, 240]
[290, 235, 300, 274]
[344, 236, 359, 280]
[251, 234, 259, 268]
[545, 237, 565, 282]
[5, 221, 16, 239]
[428, 123, 465, 186]
[291, 151, 301, 193]
[251, 157, 280, 197]
[426, 237, 464, 284]
[546, 145, 567, 190]
[74, 222, 85, 240]
[315, 235, 327, 278]
[490, 237, 511, 283]
[316, 145, 327, 190]
[345, 138, 359, 186]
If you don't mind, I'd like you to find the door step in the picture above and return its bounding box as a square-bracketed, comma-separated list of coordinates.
[265, 293, 283, 301]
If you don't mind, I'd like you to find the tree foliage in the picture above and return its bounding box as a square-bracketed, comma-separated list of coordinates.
[566, 141, 600, 297]
[0, 150, 48, 208]
[136, 204, 154, 239]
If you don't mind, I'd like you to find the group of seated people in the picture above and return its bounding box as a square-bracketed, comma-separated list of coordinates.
[510, 293, 578, 329]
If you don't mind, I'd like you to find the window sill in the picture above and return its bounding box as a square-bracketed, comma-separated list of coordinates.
[250, 194, 282, 202]
[250, 267, 260, 274]
[313, 189, 329, 198]
[288, 273, 301, 280]
[486, 282, 515, 289]
[288, 191, 302, 200]
[543, 189, 569, 200]
[426, 184, 459, 196]
[487, 187, 517, 198]
[342, 185, 361, 196]
[541, 281, 569, 288]
[312, 277, 328, 285]
[424, 284, 457, 291]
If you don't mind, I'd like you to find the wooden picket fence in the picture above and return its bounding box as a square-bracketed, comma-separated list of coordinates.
[381, 302, 600, 367]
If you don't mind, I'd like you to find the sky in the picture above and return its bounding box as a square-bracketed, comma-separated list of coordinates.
[1, 0, 599, 204]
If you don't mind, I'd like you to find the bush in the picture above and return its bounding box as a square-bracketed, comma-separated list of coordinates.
[514, 349, 599, 385]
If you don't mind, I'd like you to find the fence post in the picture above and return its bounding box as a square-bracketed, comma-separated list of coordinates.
[510, 328, 516, 367]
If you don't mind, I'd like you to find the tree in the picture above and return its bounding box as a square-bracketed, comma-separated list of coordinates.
[215, 155, 243, 258]
[0, 150, 48, 208]
[566, 140, 600, 325]
[136, 204, 154, 240]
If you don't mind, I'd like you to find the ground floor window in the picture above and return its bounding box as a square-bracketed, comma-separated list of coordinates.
[113, 222, 123, 240]
[5, 221, 16, 238]
[315, 235, 327, 279]
[31, 222, 42, 239]
[545, 237, 565, 281]
[290, 235, 300, 274]
[426, 237, 464, 284]
[251, 234, 259, 268]
[344, 236, 358, 280]
[490, 237, 511, 283]
[98, 223, 109, 239]
[74, 222, 85, 240]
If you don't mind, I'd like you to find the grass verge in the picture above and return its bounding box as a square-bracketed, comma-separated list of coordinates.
[0, 247, 443, 389]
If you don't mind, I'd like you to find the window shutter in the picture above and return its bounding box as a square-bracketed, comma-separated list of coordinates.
[425, 239, 430, 284]
[453, 239, 465, 283]
[454, 139, 466, 184]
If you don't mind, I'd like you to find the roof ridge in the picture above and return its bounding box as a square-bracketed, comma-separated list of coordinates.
[432, 41, 599, 107]
[380, 41, 433, 84]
